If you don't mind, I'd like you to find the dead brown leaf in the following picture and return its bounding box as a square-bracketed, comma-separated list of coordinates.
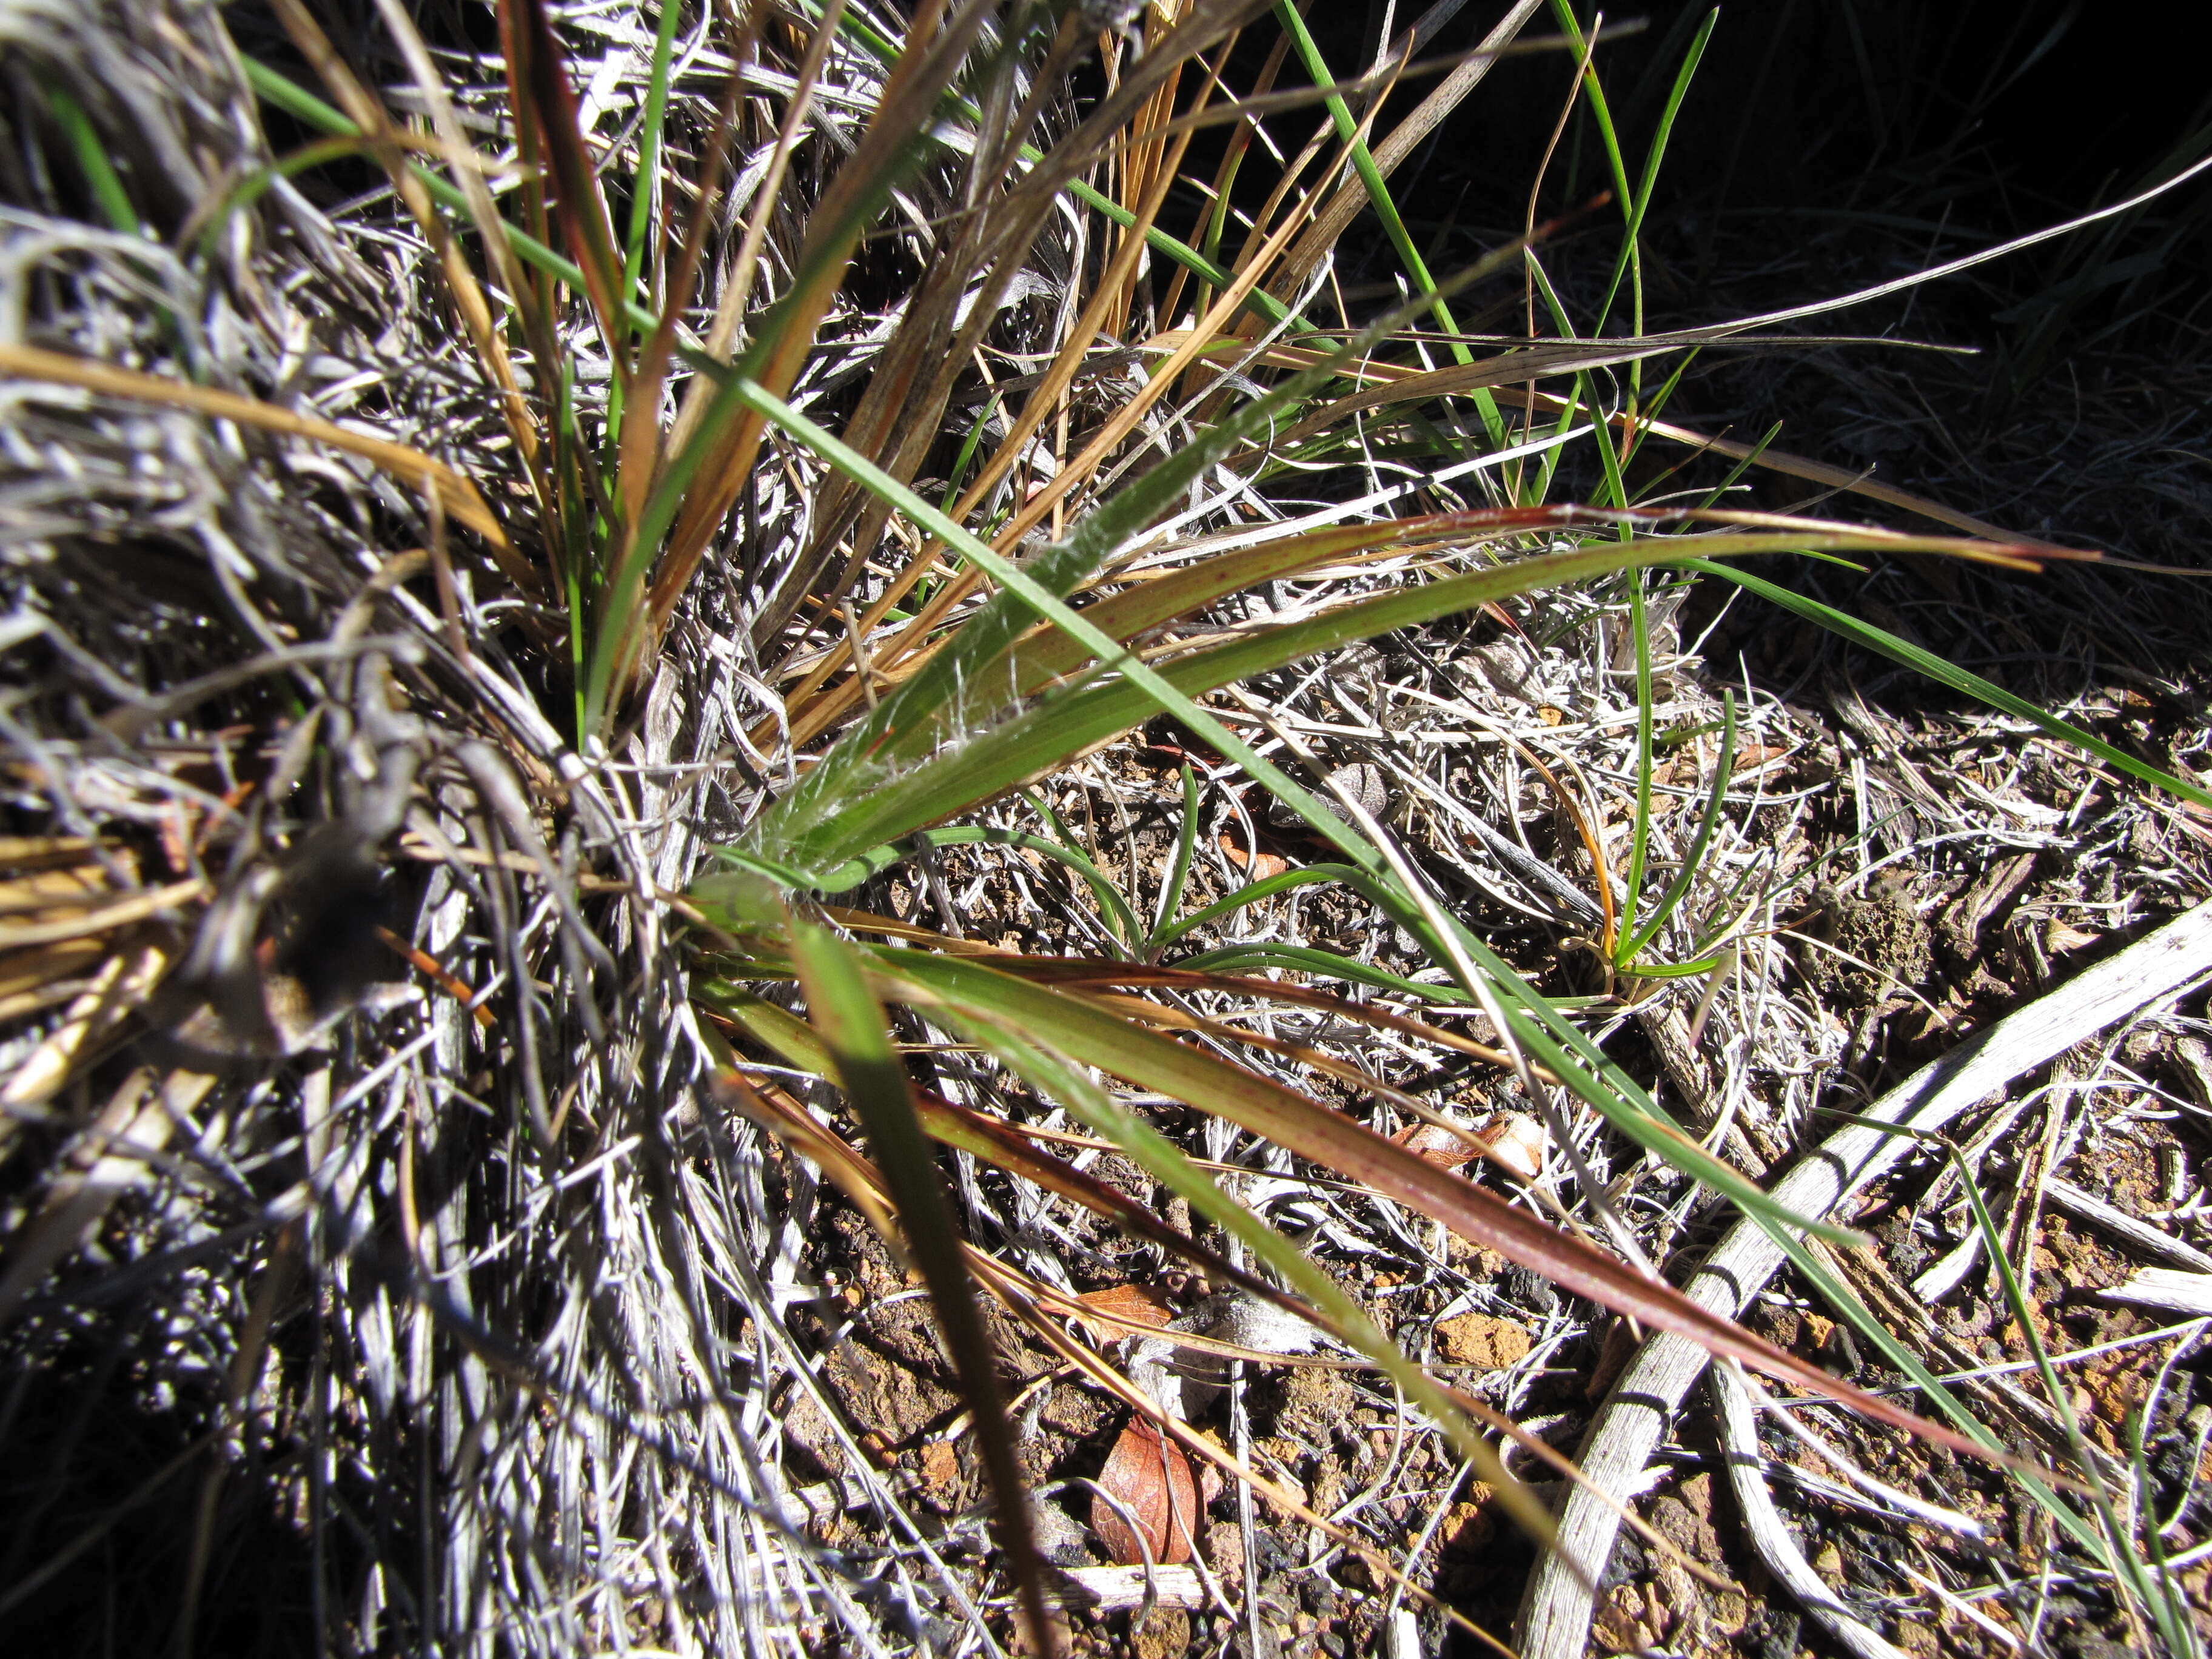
[1217, 831, 1288, 880]
[1091, 1419, 1198, 1566]
[1392, 1119, 1480, 1170]
[1475, 1111, 1547, 1181]
[1072, 1282, 1178, 1345]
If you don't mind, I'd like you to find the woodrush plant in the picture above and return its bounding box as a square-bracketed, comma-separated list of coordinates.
[8, 0, 2211, 1652]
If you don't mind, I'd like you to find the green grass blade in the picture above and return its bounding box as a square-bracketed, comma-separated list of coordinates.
[884, 966, 1553, 1549]
[816, 528, 2022, 868]
[621, 0, 685, 306]
[874, 950, 1992, 1457]
[1171, 943, 1458, 1002]
[1617, 692, 1738, 964]
[1148, 864, 1350, 953]
[1147, 763, 1202, 951]
[1766, 1118, 2123, 1561]
[939, 389, 1001, 515]
[45, 86, 141, 236]
[717, 374, 1403, 883]
[1687, 560, 2212, 809]
[784, 915, 1054, 1655]
[1697, 419, 1783, 511]
[1271, 3, 1509, 446]
[1271, 2, 1460, 360]
[1617, 569, 1655, 953]
[1930, 1121, 2190, 1649]
[1597, 6, 1716, 335]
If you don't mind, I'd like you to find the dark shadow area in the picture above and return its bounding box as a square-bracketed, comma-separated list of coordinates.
[0, 1318, 330, 1657]
[1289, 1, 2212, 700]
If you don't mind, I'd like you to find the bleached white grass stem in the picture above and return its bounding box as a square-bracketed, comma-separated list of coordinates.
[1712, 1361, 1912, 1659]
[1517, 897, 2212, 1659]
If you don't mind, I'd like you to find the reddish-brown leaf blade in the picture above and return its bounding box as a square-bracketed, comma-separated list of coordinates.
[1091, 1419, 1198, 1567]
[873, 950, 2059, 1478]
[501, 0, 629, 375]
[1071, 1284, 1178, 1347]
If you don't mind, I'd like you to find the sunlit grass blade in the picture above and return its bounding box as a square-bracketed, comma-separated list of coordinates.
[1147, 764, 1203, 953]
[1148, 863, 1346, 954]
[1171, 942, 1459, 1002]
[1689, 560, 2212, 809]
[783, 914, 1054, 1656]
[620, 0, 686, 305]
[1617, 691, 1737, 965]
[701, 979, 1307, 1311]
[877, 968, 1553, 1549]
[1272, 4, 1472, 367]
[787, 521, 2051, 874]
[862, 948, 2016, 1470]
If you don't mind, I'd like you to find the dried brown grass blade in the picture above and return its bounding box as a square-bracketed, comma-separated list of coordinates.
[270, 0, 545, 504]
[1267, 0, 1543, 303]
[775, 36, 1216, 732]
[667, 0, 843, 456]
[0, 342, 523, 579]
[649, 0, 1004, 626]
[782, 112, 1355, 749]
[749, 12, 1094, 649]
[502, 0, 630, 380]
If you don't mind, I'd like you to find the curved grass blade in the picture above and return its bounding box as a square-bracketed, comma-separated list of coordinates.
[954, 953, 1848, 1231]
[1617, 691, 1737, 966]
[703, 981, 1310, 1312]
[792, 522, 2046, 873]
[862, 948, 2024, 1471]
[885, 976, 1554, 1550]
[1148, 864, 1349, 954]
[1171, 942, 1458, 1002]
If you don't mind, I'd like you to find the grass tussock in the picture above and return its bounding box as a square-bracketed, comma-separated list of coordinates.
[3, 2, 2210, 1655]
